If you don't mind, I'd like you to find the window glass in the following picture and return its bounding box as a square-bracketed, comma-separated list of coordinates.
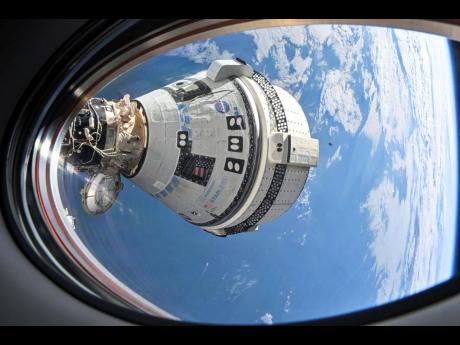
[44, 24, 458, 324]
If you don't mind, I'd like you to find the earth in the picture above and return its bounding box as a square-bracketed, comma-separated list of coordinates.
[60, 24, 458, 324]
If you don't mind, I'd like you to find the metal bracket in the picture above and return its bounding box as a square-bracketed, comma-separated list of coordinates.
[268, 132, 319, 167]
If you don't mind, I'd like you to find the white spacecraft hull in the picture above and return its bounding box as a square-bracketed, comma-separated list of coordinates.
[64, 59, 318, 237]
[129, 60, 319, 236]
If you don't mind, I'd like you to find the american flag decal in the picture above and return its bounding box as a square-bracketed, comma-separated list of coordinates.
[175, 152, 215, 186]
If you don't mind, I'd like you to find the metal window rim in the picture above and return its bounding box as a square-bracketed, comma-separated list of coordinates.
[1, 19, 459, 325]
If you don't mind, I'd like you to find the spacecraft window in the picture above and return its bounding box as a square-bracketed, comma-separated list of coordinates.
[6, 20, 460, 325]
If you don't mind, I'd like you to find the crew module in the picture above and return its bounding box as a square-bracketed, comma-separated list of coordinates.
[61, 59, 319, 236]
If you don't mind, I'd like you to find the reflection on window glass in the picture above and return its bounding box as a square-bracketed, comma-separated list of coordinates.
[51, 25, 458, 324]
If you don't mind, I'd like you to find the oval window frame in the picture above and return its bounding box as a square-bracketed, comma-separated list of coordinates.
[2, 19, 460, 325]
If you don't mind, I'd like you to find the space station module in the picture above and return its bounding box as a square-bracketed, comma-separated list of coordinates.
[63, 59, 319, 236]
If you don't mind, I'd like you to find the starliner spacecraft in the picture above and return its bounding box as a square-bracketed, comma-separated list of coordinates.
[61, 59, 319, 236]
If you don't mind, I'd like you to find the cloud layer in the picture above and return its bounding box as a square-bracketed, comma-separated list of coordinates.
[166, 39, 234, 64]
[359, 29, 457, 303]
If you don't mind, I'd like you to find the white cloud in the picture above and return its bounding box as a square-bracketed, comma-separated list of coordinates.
[260, 313, 273, 325]
[328, 126, 339, 137]
[307, 25, 332, 45]
[245, 26, 307, 63]
[227, 263, 257, 301]
[294, 186, 312, 220]
[201, 262, 209, 275]
[299, 233, 307, 247]
[166, 39, 234, 64]
[362, 68, 376, 101]
[276, 228, 295, 241]
[391, 151, 405, 171]
[326, 145, 342, 169]
[293, 167, 316, 221]
[244, 26, 313, 94]
[360, 90, 381, 155]
[361, 30, 457, 303]
[245, 25, 367, 130]
[360, 27, 412, 154]
[319, 69, 362, 135]
[305, 26, 367, 135]
[284, 290, 292, 313]
[270, 45, 312, 91]
[361, 176, 410, 302]
[327, 25, 365, 71]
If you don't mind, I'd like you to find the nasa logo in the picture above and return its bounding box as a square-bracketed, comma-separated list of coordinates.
[214, 100, 230, 113]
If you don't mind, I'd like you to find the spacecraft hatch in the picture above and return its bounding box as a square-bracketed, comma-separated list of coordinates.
[61, 59, 319, 236]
